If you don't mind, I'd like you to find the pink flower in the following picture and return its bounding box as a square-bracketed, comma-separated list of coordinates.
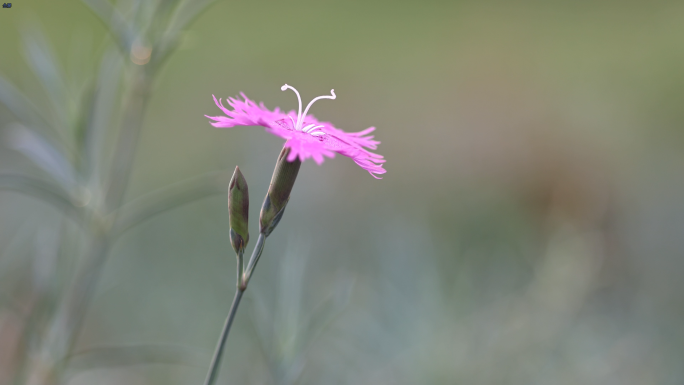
[206, 85, 386, 179]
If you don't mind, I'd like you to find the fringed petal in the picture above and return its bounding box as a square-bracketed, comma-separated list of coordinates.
[208, 93, 385, 178]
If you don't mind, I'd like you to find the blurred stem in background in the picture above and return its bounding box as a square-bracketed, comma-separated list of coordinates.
[0, 1, 221, 384]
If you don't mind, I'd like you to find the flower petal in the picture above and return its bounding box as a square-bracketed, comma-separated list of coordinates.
[207, 93, 385, 177]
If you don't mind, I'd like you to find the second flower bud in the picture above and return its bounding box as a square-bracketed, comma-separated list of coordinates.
[228, 166, 249, 255]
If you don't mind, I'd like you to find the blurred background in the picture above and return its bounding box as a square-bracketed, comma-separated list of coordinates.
[1, 0, 684, 384]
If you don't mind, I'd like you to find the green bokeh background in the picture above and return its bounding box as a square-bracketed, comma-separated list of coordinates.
[1, 1, 684, 384]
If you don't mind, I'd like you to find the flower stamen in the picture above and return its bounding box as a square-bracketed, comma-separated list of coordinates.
[301, 90, 336, 126]
[281, 84, 336, 132]
[302, 124, 317, 133]
[307, 125, 325, 133]
[281, 84, 303, 129]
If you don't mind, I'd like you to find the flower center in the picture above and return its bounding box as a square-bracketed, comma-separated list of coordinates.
[281, 84, 335, 136]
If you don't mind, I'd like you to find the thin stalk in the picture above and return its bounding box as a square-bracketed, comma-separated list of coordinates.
[202, 289, 243, 385]
[202, 233, 266, 385]
[104, 67, 151, 212]
[243, 233, 266, 285]
[236, 250, 243, 290]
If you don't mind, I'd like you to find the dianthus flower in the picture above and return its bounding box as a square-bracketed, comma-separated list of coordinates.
[206, 84, 386, 178]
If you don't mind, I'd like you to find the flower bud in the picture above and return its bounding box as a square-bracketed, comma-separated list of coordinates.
[228, 166, 249, 254]
[259, 147, 301, 236]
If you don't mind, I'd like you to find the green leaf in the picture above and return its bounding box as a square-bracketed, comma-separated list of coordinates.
[80, 0, 136, 53]
[153, 0, 218, 69]
[22, 28, 72, 135]
[0, 75, 70, 152]
[0, 174, 80, 222]
[67, 343, 209, 370]
[110, 171, 228, 240]
[4, 123, 77, 194]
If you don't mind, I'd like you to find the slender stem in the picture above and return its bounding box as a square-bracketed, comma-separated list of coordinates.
[243, 233, 266, 285]
[202, 233, 266, 385]
[104, 67, 150, 212]
[202, 289, 244, 385]
[236, 250, 244, 289]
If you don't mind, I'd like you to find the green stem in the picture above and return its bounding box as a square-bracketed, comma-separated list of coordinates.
[104, 67, 151, 212]
[243, 233, 266, 285]
[202, 233, 266, 385]
[236, 250, 244, 289]
[202, 289, 243, 385]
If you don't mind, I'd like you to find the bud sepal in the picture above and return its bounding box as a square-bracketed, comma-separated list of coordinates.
[259, 147, 301, 236]
[259, 194, 289, 237]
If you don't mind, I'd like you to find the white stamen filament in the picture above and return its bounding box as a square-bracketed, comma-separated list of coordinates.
[302, 124, 317, 132]
[301, 90, 336, 124]
[281, 84, 303, 129]
[281, 84, 336, 133]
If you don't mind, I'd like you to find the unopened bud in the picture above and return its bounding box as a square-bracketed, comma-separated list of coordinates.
[259, 147, 301, 236]
[229, 166, 249, 254]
